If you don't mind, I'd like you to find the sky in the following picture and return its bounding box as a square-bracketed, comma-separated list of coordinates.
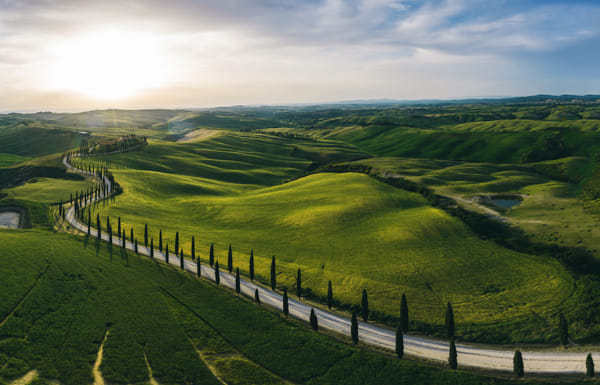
[0, 0, 599, 111]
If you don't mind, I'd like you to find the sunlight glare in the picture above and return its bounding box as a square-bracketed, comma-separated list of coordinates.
[45, 29, 172, 100]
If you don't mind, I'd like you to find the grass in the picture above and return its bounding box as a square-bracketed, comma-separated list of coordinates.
[345, 156, 600, 259]
[0, 229, 556, 385]
[2, 177, 96, 204]
[0, 153, 30, 168]
[75, 135, 573, 342]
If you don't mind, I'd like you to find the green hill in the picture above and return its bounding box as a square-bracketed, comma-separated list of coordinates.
[74, 133, 573, 342]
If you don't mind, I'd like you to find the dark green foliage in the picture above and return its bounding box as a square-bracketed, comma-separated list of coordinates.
[449, 338, 457, 370]
[270, 255, 276, 290]
[215, 261, 220, 285]
[134, 239, 138, 254]
[445, 302, 455, 339]
[180, 249, 184, 270]
[559, 312, 569, 347]
[228, 244, 233, 273]
[165, 243, 169, 264]
[150, 238, 154, 258]
[283, 288, 289, 316]
[144, 223, 148, 246]
[296, 269, 302, 299]
[159, 229, 162, 252]
[96, 213, 101, 238]
[122, 229, 126, 248]
[249, 249, 254, 281]
[209, 243, 214, 267]
[130, 228, 133, 243]
[587, 353, 594, 377]
[175, 231, 179, 256]
[255, 288, 260, 304]
[351, 311, 359, 344]
[513, 350, 524, 377]
[400, 293, 409, 333]
[361, 289, 369, 322]
[235, 268, 240, 295]
[310, 308, 318, 331]
[196, 258, 201, 277]
[327, 280, 333, 309]
[87, 215, 91, 235]
[396, 326, 403, 358]
[191, 236, 195, 260]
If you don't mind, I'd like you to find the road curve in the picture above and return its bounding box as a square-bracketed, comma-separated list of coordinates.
[62, 154, 599, 375]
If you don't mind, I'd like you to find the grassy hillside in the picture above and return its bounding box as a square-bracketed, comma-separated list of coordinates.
[74, 135, 573, 343]
[0, 123, 81, 157]
[0, 229, 552, 385]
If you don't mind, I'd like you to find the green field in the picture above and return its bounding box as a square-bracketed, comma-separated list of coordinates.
[0, 229, 549, 385]
[71, 132, 576, 343]
[2, 101, 600, 382]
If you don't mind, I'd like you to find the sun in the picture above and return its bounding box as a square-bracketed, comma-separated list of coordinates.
[45, 29, 172, 100]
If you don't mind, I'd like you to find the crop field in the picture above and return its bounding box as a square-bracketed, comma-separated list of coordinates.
[0, 229, 540, 385]
[2, 102, 600, 382]
[73, 132, 575, 343]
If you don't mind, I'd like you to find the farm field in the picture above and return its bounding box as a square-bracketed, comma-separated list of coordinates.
[73, 131, 576, 343]
[1, 100, 600, 382]
[0, 229, 546, 385]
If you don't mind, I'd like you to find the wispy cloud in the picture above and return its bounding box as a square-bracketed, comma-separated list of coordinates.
[0, 0, 599, 110]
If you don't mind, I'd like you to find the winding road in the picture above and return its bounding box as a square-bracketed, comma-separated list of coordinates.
[62, 154, 599, 375]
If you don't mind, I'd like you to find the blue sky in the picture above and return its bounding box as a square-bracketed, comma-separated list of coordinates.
[0, 0, 599, 110]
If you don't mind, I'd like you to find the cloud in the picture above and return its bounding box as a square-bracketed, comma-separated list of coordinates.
[0, 0, 599, 110]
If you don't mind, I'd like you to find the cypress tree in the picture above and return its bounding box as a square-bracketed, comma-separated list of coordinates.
[87, 215, 91, 235]
[180, 249, 184, 270]
[449, 338, 457, 369]
[96, 214, 101, 239]
[255, 288, 260, 304]
[310, 308, 318, 331]
[196, 258, 201, 277]
[249, 250, 254, 281]
[400, 293, 409, 333]
[165, 244, 169, 264]
[159, 229, 162, 252]
[209, 243, 214, 266]
[587, 353, 594, 377]
[445, 302, 455, 339]
[144, 224, 148, 246]
[228, 244, 233, 273]
[175, 231, 179, 255]
[513, 350, 524, 377]
[361, 289, 369, 322]
[235, 268, 240, 295]
[215, 261, 220, 285]
[351, 311, 358, 344]
[270, 255, 276, 290]
[150, 238, 154, 258]
[396, 325, 404, 358]
[559, 312, 569, 347]
[283, 288, 289, 317]
[296, 269, 302, 299]
[108, 223, 112, 245]
[118, 217, 121, 239]
[191, 236, 195, 261]
[135, 239, 138, 254]
[122, 229, 126, 248]
[327, 280, 333, 309]
[130, 228, 134, 243]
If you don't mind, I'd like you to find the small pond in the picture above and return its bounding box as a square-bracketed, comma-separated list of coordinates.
[491, 198, 521, 209]
[0, 211, 21, 229]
